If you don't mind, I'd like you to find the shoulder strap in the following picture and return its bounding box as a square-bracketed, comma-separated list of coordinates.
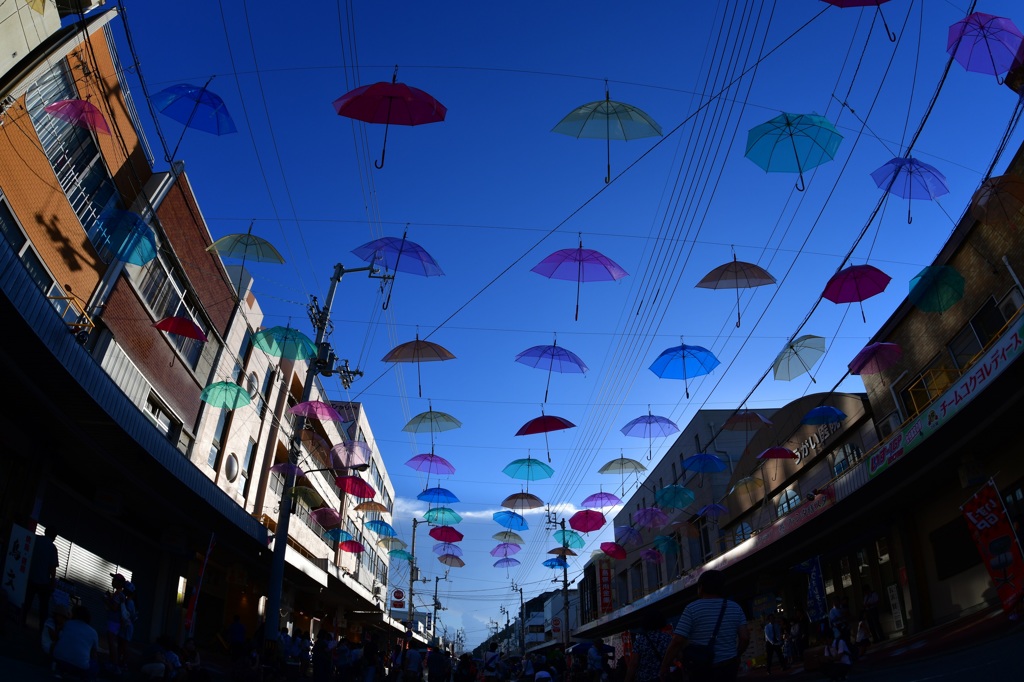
[705, 599, 729, 648]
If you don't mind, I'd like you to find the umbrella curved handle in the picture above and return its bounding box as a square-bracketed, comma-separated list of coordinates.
[795, 174, 806, 193]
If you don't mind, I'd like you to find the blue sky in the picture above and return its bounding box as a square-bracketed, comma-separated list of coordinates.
[109, 0, 1024, 645]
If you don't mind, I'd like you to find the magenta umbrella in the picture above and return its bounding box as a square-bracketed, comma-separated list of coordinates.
[600, 542, 627, 560]
[822, 1, 896, 42]
[823, 264, 891, 322]
[429, 526, 464, 543]
[569, 509, 606, 533]
[947, 12, 1024, 83]
[310, 508, 342, 528]
[634, 507, 669, 529]
[532, 236, 628, 320]
[289, 400, 344, 421]
[44, 99, 111, 134]
[334, 476, 376, 499]
[849, 342, 902, 376]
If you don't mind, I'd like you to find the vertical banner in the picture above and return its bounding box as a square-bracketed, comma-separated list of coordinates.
[2, 524, 35, 607]
[184, 533, 216, 636]
[961, 480, 1024, 612]
[792, 556, 828, 622]
[597, 559, 613, 615]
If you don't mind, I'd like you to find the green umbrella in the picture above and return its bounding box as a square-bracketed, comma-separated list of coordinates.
[208, 231, 285, 263]
[553, 528, 585, 550]
[654, 484, 695, 510]
[653, 535, 680, 556]
[403, 405, 462, 433]
[502, 455, 554, 481]
[389, 549, 414, 562]
[424, 507, 462, 525]
[200, 381, 251, 409]
[908, 266, 965, 313]
[253, 325, 317, 361]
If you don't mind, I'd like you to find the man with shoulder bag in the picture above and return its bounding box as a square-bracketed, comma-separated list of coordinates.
[659, 571, 749, 682]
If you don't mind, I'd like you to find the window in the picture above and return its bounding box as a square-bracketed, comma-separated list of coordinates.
[776, 489, 802, 516]
[208, 409, 230, 469]
[733, 522, 753, 545]
[240, 438, 257, 497]
[260, 370, 275, 418]
[134, 254, 207, 369]
[832, 442, 863, 476]
[233, 331, 253, 381]
[145, 395, 178, 439]
[0, 196, 75, 322]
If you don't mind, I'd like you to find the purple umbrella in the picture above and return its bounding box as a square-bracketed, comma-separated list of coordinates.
[405, 453, 456, 475]
[270, 462, 303, 477]
[634, 507, 669, 529]
[532, 237, 628, 320]
[822, 264, 892, 322]
[849, 342, 902, 376]
[621, 409, 680, 460]
[329, 441, 371, 470]
[582, 491, 621, 509]
[948, 12, 1024, 83]
[614, 526, 642, 546]
[871, 157, 949, 224]
[493, 557, 521, 568]
[515, 339, 588, 402]
[640, 548, 663, 564]
[351, 234, 443, 277]
[433, 542, 463, 557]
[490, 542, 522, 558]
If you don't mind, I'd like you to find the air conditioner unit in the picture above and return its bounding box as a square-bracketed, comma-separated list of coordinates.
[373, 586, 382, 596]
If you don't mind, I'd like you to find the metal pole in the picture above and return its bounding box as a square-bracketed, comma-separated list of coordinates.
[560, 519, 570, 649]
[408, 517, 419, 631]
[264, 264, 375, 647]
[517, 586, 525, 654]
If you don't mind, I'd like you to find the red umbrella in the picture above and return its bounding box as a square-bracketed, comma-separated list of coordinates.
[515, 411, 576, 462]
[339, 540, 365, 554]
[600, 542, 627, 560]
[44, 99, 111, 134]
[723, 410, 773, 431]
[757, 447, 797, 461]
[154, 315, 208, 341]
[823, 265, 892, 322]
[429, 526, 464, 543]
[569, 509, 606, 533]
[849, 342, 902, 376]
[335, 476, 376, 499]
[822, 1, 897, 42]
[333, 67, 446, 169]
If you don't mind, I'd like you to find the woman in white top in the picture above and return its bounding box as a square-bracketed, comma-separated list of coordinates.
[823, 630, 852, 681]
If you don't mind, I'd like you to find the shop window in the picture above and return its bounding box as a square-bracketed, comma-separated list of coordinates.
[876, 537, 890, 564]
[929, 516, 982, 580]
[733, 522, 753, 545]
[823, 565, 835, 595]
[645, 557, 662, 592]
[777, 490, 802, 516]
[629, 562, 643, 601]
[840, 557, 853, 588]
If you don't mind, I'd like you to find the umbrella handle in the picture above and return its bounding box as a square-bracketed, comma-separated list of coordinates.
[375, 99, 395, 169]
[876, 6, 896, 42]
[795, 174, 806, 192]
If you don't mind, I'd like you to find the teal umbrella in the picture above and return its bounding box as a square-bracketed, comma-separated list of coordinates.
[553, 528, 585, 549]
[253, 326, 317, 361]
[323, 528, 353, 543]
[653, 535, 680, 555]
[502, 455, 555, 481]
[908, 266, 965, 313]
[200, 381, 250, 409]
[745, 113, 843, 191]
[388, 549, 413, 561]
[424, 507, 462, 525]
[654, 485, 695, 510]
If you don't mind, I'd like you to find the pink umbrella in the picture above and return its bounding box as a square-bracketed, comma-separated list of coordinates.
[44, 99, 111, 134]
[849, 342, 902, 376]
[822, 1, 897, 42]
[339, 540, 365, 554]
[153, 316, 208, 341]
[334, 476, 376, 499]
[581, 491, 621, 509]
[723, 410, 773, 431]
[600, 542, 627, 560]
[569, 509, 606, 533]
[289, 400, 343, 421]
[634, 507, 669, 529]
[310, 508, 342, 528]
[823, 265, 891, 322]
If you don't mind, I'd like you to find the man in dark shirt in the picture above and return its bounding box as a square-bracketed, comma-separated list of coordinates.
[23, 526, 59, 629]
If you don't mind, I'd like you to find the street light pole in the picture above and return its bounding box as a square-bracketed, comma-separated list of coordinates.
[264, 263, 384, 648]
[559, 518, 570, 650]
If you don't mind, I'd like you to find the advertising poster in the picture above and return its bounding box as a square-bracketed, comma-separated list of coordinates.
[961, 480, 1024, 612]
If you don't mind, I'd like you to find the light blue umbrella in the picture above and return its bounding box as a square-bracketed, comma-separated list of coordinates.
[655, 485, 695, 510]
[424, 507, 462, 525]
[388, 549, 413, 561]
[554, 529, 585, 549]
[98, 210, 158, 266]
[745, 113, 843, 191]
[503, 456, 555, 481]
[493, 510, 529, 531]
[871, 157, 949, 223]
[649, 343, 721, 398]
[365, 519, 397, 537]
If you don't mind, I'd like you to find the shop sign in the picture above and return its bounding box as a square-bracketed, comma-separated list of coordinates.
[870, 319, 1024, 479]
[796, 422, 840, 461]
[552, 616, 561, 634]
[961, 480, 1024, 612]
[1, 524, 34, 607]
[597, 560, 613, 615]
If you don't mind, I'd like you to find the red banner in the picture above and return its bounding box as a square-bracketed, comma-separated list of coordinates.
[961, 480, 1024, 612]
[598, 560, 613, 615]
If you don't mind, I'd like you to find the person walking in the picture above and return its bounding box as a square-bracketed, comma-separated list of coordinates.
[483, 643, 501, 682]
[763, 614, 787, 674]
[22, 525, 59, 630]
[861, 584, 884, 643]
[659, 570, 749, 682]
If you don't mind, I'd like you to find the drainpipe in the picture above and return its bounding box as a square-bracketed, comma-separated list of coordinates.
[1002, 255, 1024, 299]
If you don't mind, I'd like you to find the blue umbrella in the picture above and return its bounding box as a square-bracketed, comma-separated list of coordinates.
[97, 210, 157, 266]
[417, 486, 459, 504]
[351, 235, 443, 277]
[543, 557, 569, 569]
[152, 80, 236, 161]
[493, 510, 529, 531]
[681, 453, 726, 488]
[365, 519, 397, 537]
[801, 406, 847, 426]
[621, 409, 680, 460]
[515, 339, 588, 402]
[745, 113, 843, 191]
[649, 343, 720, 398]
[322, 528, 353, 543]
[871, 157, 949, 223]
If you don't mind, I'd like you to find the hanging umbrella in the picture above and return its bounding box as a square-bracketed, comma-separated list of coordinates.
[200, 381, 250, 409]
[581, 491, 621, 509]
[389, 549, 413, 561]
[291, 487, 325, 509]
[649, 342, 721, 399]
[378, 537, 407, 550]
[569, 510, 606, 533]
[330, 441, 372, 471]
[502, 492, 545, 511]
[655, 485, 696, 510]
[333, 66, 446, 168]
[745, 112, 843, 191]
[494, 557, 521, 568]
[417, 487, 460, 505]
[548, 547, 578, 557]
[493, 510, 529, 531]
[773, 334, 826, 384]
[490, 543, 522, 558]
[310, 508, 342, 528]
[515, 339, 588, 402]
[338, 540, 365, 554]
[598, 454, 647, 475]
[26, 0, 45, 15]
[208, 230, 285, 264]
[334, 476, 376, 499]
[732, 476, 764, 500]
[152, 80, 236, 161]
[801, 406, 847, 425]
[695, 254, 777, 327]
[758, 447, 798, 481]
[405, 453, 456, 476]
[424, 507, 462, 526]
[634, 507, 669, 529]
[723, 411, 774, 431]
[503, 455, 555, 481]
[600, 542, 628, 560]
[403, 405, 462, 433]
[365, 520, 397, 537]
[382, 334, 455, 398]
[354, 501, 388, 514]
[323, 528, 353, 543]
[44, 99, 111, 134]
[554, 529, 586, 549]
[515, 412, 575, 462]
[614, 526, 642, 546]
[352, 234, 444, 277]
[154, 316, 208, 342]
[849, 342, 902, 376]
[823, 264, 892, 322]
[909, 266, 965, 313]
[822, 1, 897, 39]
[640, 548, 663, 564]
[253, 326, 317, 361]
[947, 12, 1024, 83]
[96, 210, 158, 266]
[871, 157, 949, 223]
[434, 543, 463, 557]
[970, 174, 1024, 228]
[698, 503, 728, 519]
[552, 83, 662, 183]
[543, 557, 570, 570]
[492, 531, 525, 544]
[681, 453, 725, 487]
[429, 526, 464, 543]
[532, 236, 628, 320]
[621, 409, 680, 461]
[438, 554, 465, 568]
[289, 401, 344, 421]
[653, 535, 680, 555]
[271, 462, 303, 478]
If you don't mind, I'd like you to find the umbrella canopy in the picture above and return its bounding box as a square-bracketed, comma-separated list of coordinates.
[405, 453, 456, 476]
[417, 487, 460, 504]
[323, 528, 353, 543]
[552, 85, 662, 183]
[424, 507, 462, 526]
[291, 487, 325, 508]
[433, 543, 463, 557]
[970, 174, 1024, 228]
[696, 254, 777, 327]
[502, 492, 545, 511]
[621, 409, 680, 460]
[745, 112, 843, 191]
[270, 462, 303, 478]
[515, 340, 588, 402]
[403, 407, 462, 433]
[655, 485, 696, 510]
[377, 537, 407, 550]
[153, 82, 236, 136]
[335, 476, 376, 499]
[634, 507, 669, 529]
[849, 342, 902, 376]
[338, 540, 365, 554]
[97, 210, 157, 266]
[207, 230, 285, 264]
[773, 335, 826, 383]
[569, 509, 606, 533]
[330, 441, 372, 470]
[681, 453, 726, 473]
[698, 503, 728, 519]
[389, 549, 413, 561]
[503, 456, 555, 481]
[548, 547, 578, 557]
[200, 381, 250, 409]
[154, 316, 208, 342]
[352, 235, 443, 277]
[382, 334, 455, 397]
[732, 476, 765, 499]
[492, 531, 525, 544]
[947, 12, 1024, 81]
[490, 543, 522, 558]
[354, 501, 388, 513]
[554, 529, 586, 549]
[438, 554, 465, 568]
[581, 492, 621, 509]
[531, 237, 628, 320]
[758, 446, 797, 461]
[333, 68, 447, 168]
[640, 548, 664, 564]
[493, 510, 529, 531]
[653, 535, 680, 555]
[253, 326, 317, 361]
[822, 264, 892, 322]
[598, 454, 647, 475]
[909, 266, 965, 313]
[649, 343, 721, 398]
[822, 1, 897, 41]
[44, 99, 110, 134]
[600, 542, 628, 560]
[429, 526, 464, 543]
[723, 410, 774, 431]
[543, 557, 570, 570]
[801, 406, 847, 426]
[288, 400, 343, 421]
[494, 557, 521, 568]
[310, 508, 342, 528]
[365, 519, 397, 537]
[515, 414, 575, 435]
[871, 157, 949, 223]
[614, 526, 642, 546]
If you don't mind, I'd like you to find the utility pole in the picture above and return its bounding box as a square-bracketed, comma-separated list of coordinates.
[559, 518, 570, 649]
[432, 571, 448, 637]
[408, 517, 420, 631]
[512, 582, 525, 654]
[264, 263, 386, 649]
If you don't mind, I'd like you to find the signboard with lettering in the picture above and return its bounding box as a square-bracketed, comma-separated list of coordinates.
[961, 480, 1024, 612]
[598, 559, 613, 615]
[552, 616, 561, 634]
[1, 524, 34, 607]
